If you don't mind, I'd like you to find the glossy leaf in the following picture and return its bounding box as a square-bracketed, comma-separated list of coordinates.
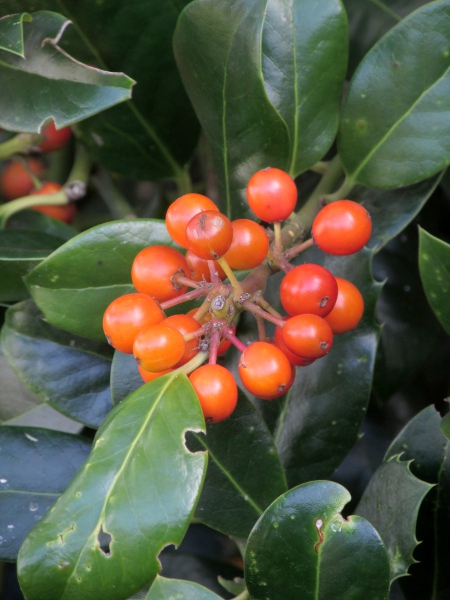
[0, 346, 42, 423]
[0, 11, 134, 133]
[0, 0, 199, 181]
[262, 0, 347, 176]
[146, 576, 222, 600]
[110, 351, 143, 407]
[273, 248, 380, 486]
[0, 426, 91, 561]
[0, 13, 31, 57]
[6, 210, 77, 241]
[338, 0, 450, 188]
[174, 0, 289, 219]
[187, 392, 287, 538]
[441, 411, 450, 441]
[0, 229, 65, 301]
[17, 374, 207, 600]
[1, 300, 113, 428]
[245, 481, 390, 600]
[356, 455, 433, 582]
[419, 228, 450, 336]
[25, 219, 173, 340]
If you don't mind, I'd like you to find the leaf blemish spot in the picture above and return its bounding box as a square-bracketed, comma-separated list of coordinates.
[98, 524, 112, 556]
[314, 518, 324, 553]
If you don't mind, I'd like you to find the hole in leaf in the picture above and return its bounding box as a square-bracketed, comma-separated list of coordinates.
[184, 430, 207, 454]
[97, 524, 112, 556]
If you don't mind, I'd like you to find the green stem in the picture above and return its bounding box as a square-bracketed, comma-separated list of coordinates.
[0, 189, 67, 229]
[309, 160, 329, 175]
[0, 133, 41, 160]
[217, 256, 244, 297]
[65, 143, 92, 184]
[90, 168, 136, 219]
[233, 591, 250, 600]
[323, 174, 355, 202]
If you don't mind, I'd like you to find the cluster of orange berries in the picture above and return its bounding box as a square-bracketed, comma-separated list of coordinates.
[103, 167, 372, 423]
[0, 122, 75, 223]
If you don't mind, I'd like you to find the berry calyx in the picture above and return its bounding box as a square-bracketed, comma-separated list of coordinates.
[246, 167, 297, 223]
[280, 263, 338, 318]
[131, 245, 191, 302]
[324, 277, 364, 334]
[189, 364, 238, 423]
[102, 293, 165, 354]
[185, 210, 233, 260]
[282, 314, 333, 360]
[166, 193, 219, 248]
[312, 199, 372, 255]
[238, 341, 293, 400]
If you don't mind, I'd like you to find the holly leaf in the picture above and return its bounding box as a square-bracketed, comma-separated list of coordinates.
[187, 392, 287, 538]
[356, 455, 433, 582]
[17, 374, 207, 600]
[1, 300, 113, 428]
[0, 426, 91, 561]
[146, 576, 222, 600]
[0, 13, 32, 57]
[338, 0, 450, 189]
[0, 11, 134, 133]
[110, 351, 143, 407]
[174, 0, 289, 220]
[261, 0, 348, 176]
[0, 229, 66, 302]
[419, 228, 450, 336]
[441, 410, 450, 442]
[245, 481, 390, 600]
[25, 219, 173, 340]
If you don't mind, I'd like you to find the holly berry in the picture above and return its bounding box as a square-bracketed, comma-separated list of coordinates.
[186, 250, 226, 282]
[185, 210, 233, 260]
[274, 320, 314, 367]
[163, 314, 200, 367]
[312, 200, 372, 255]
[223, 219, 270, 270]
[138, 365, 173, 383]
[282, 314, 333, 360]
[280, 263, 338, 318]
[133, 323, 186, 372]
[189, 364, 238, 423]
[102, 293, 165, 354]
[324, 277, 364, 334]
[39, 122, 72, 153]
[246, 167, 297, 223]
[238, 341, 293, 400]
[131, 245, 191, 302]
[1, 157, 46, 200]
[166, 193, 218, 248]
[31, 182, 77, 224]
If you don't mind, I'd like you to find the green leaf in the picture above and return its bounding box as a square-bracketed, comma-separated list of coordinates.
[1, 300, 113, 428]
[0, 13, 32, 57]
[146, 576, 222, 600]
[17, 374, 207, 600]
[273, 248, 380, 486]
[338, 0, 450, 189]
[441, 410, 450, 441]
[419, 228, 450, 336]
[174, 0, 289, 219]
[25, 219, 173, 340]
[0, 11, 134, 133]
[262, 0, 348, 176]
[6, 210, 77, 241]
[187, 392, 287, 538]
[0, 229, 65, 302]
[0, 346, 42, 423]
[110, 351, 143, 407]
[356, 455, 433, 582]
[0, 426, 91, 561]
[245, 481, 390, 600]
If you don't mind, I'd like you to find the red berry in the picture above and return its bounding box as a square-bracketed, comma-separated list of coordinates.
[189, 364, 238, 423]
[312, 200, 372, 255]
[274, 320, 315, 367]
[280, 263, 338, 318]
[282, 314, 333, 360]
[186, 250, 227, 282]
[1, 157, 46, 200]
[324, 277, 364, 334]
[185, 210, 233, 260]
[246, 167, 297, 223]
[131, 245, 190, 302]
[166, 193, 218, 248]
[102, 293, 165, 354]
[32, 182, 77, 224]
[133, 323, 186, 372]
[163, 314, 200, 367]
[238, 341, 293, 400]
[223, 219, 270, 270]
[39, 122, 72, 153]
